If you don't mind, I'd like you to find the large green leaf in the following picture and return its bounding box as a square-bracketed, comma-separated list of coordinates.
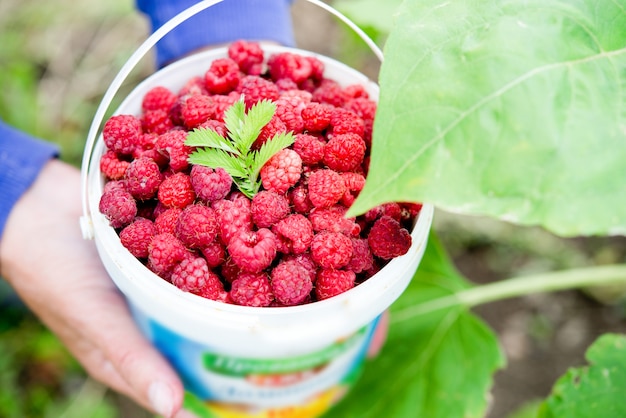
[537, 333, 626, 418]
[349, 0, 626, 237]
[324, 233, 505, 418]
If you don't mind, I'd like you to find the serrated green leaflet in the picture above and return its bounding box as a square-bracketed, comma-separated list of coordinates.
[348, 0, 626, 236]
[537, 333, 626, 418]
[324, 233, 505, 418]
[184, 128, 239, 154]
[186, 97, 294, 198]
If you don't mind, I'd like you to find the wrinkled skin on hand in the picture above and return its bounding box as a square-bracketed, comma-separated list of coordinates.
[0, 160, 191, 418]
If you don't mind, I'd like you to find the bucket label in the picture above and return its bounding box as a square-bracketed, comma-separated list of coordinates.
[130, 306, 379, 418]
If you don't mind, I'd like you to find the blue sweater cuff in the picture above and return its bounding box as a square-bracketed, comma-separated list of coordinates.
[136, 0, 295, 68]
[0, 122, 59, 238]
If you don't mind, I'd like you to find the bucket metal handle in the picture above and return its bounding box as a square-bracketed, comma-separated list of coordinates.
[80, 0, 383, 239]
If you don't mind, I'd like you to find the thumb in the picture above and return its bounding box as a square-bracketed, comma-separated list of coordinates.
[87, 294, 185, 417]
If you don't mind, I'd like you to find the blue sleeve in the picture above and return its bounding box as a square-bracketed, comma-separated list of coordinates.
[136, 0, 295, 68]
[0, 121, 59, 238]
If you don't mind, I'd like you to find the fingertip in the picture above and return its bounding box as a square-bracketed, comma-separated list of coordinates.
[149, 380, 178, 417]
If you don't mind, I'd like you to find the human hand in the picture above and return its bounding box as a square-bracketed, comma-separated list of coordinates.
[0, 159, 192, 418]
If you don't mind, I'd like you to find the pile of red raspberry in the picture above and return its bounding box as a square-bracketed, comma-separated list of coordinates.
[98, 40, 422, 307]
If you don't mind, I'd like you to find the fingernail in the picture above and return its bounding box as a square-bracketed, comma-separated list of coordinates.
[174, 410, 200, 418]
[149, 381, 175, 417]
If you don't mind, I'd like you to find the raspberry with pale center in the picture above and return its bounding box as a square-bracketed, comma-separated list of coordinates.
[227, 228, 277, 273]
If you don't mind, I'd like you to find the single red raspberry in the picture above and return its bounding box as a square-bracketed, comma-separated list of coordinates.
[279, 89, 313, 108]
[181, 94, 216, 128]
[99, 188, 137, 229]
[158, 172, 196, 209]
[177, 76, 208, 97]
[368, 216, 412, 260]
[329, 108, 365, 137]
[142, 109, 175, 135]
[340, 172, 366, 207]
[283, 253, 317, 283]
[293, 133, 325, 166]
[191, 269, 229, 302]
[148, 232, 188, 278]
[200, 240, 226, 268]
[254, 115, 287, 149]
[315, 269, 356, 300]
[175, 204, 218, 249]
[275, 100, 304, 133]
[289, 183, 314, 214]
[268, 52, 313, 84]
[211, 93, 239, 122]
[197, 119, 228, 137]
[240, 75, 280, 109]
[260, 148, 302, 194]
[227, 228, 277, 273]
[301, 102, 332, 132]
[312, 79, 348, 107]
[154, 207, 182, 235]
[309, 206, 361, 237]
[137, 132, 159, 151]
[400, 202, 423, 222]
[220, 257, 242, 284]
[119, 217, 157, 259]
[270, 259, 313, 306]
[323, 133, 366, 172]
[124, 157, 163, 200]
[103, 179, 127, 194]
[100, 150, 130, 180]
[190, 165, 233, 204]
[142, 86, 177, 112]
[342, 84, 370, 100]
[364, 202, 403, 224]
[275, 78, 299, 91]
[204, 58, 241, 94]
[310, 231, 353, 269]
[103, 114, 142, 155]
[344, 97, 377, 121]
[251, 190, 290, 228]
[272, 213, 314, 255]
[346, 238, 374, 274]
[213, 196, 253, 245]
[134, 145, 169, 169]
[171, 256, 211, 292]
[155, 130, 192, 172]
[306, 56, 325, 82]
[228, 40, 264, 75]
[230, 272, 274, 307]
[307, 169, 346, 209]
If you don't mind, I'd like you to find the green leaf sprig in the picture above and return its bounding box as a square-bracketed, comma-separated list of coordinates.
[185, 97, 295, 199]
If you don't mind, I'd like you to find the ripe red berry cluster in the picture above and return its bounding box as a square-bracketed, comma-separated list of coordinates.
[98, 40, 422, 307]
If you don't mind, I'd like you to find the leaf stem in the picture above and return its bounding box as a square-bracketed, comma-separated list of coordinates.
[393, 264, 626, 323]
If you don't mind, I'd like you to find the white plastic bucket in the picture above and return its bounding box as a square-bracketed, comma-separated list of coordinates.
[80, 1, 434, 416]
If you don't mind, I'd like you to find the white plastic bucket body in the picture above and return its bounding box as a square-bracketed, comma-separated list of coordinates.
[86, 45, 434, 417]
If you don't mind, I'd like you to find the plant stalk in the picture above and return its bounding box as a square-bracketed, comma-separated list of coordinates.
[393, 264, 626, 323]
